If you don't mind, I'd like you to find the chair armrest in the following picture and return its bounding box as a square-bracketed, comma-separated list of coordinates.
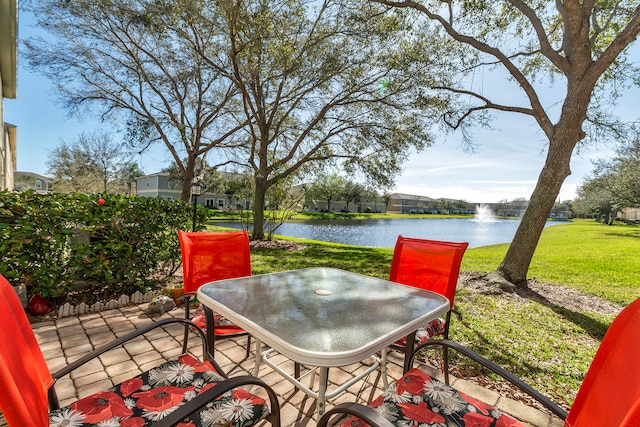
[151, 375, 281, 427]
[51, 318, 222, 380]
[317, 403, 394, 427]
[412, 339, 568, 420]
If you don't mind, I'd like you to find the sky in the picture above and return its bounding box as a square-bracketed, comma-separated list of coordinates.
[5, 10, 638, 204]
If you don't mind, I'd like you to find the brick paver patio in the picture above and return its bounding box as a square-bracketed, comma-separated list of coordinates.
[0, 302, 563, 427]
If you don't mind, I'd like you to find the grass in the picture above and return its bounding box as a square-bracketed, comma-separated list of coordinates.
[209, 219, 640, 410]
[463, 218, 640, 304]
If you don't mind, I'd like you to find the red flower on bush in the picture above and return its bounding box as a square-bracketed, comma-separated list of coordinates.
[133, 386, 195, 412]
[70, 391, 132, 423]
[97, 198, 106, 205]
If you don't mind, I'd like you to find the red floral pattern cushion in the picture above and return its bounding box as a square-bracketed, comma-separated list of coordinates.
[49, 354, 270, 427]
[394, 318, 445, 347]
[414, 318, 445, 345]
[339, 368, 526, 427]
[192, 306, 237, 329]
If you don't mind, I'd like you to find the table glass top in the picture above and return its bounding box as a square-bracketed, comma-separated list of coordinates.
[197, 267, 449, 363]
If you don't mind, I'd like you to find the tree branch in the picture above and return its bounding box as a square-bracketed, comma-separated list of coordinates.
[370, 0, 555, 137]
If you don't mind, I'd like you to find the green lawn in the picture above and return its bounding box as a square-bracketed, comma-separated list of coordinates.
[463, 219, 640, 304]
[209, 219, 640, 409]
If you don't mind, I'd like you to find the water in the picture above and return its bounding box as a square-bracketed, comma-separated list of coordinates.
[214, 217, 562, 248]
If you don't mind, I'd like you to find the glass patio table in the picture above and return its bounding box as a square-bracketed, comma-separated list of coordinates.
[197, 267, 449, 415]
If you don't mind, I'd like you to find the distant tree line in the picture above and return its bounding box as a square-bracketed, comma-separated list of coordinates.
[306, 173, 390, 213]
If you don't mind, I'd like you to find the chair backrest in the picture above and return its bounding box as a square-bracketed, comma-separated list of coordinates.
[178, 230, 252, 294]
[389, 236, 468, 308]
[0, 274, 54, 426]
[566, 297, 640, 427]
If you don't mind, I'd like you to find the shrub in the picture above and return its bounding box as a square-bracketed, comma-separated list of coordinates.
[0, 191, 75, 297]
[0, 190, 203, 301]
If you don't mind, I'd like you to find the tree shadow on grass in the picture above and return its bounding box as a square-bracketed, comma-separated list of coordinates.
[515, 287, 613, 342]
[602, 229, 640, 239]
[445, 282, 619, 408]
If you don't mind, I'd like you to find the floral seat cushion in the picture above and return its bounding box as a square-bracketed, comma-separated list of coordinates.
[394, 317, 446, 347]
[192, 306, 243, 334]
[339, 368, 526, 427]
[414, 317, 446, 345]
[49, 354, 270, 427]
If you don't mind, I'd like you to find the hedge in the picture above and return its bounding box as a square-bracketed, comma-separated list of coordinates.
[0, 190, 207, 301]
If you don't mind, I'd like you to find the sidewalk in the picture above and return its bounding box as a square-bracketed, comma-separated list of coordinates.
[1, 303, 563, 427]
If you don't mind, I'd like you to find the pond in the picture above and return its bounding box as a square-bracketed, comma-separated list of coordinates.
[213, 217, 563, 248]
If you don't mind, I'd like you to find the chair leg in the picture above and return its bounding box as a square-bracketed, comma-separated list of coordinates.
[403, 330, 418, 374]
[443, 345, 450, 385]
[182, 295, 192, 354]
[48, 386, 60, 411]
[443, 312, 452, 384]
[203, 306, 216, 360]
[246, 334, 252, 359]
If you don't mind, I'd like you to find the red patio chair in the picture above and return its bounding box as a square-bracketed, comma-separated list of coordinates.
[388, 236, 468, 377]
[319, 297, 640, 427]
[178, 230, 252, 356]
[0, 273, 281, 427]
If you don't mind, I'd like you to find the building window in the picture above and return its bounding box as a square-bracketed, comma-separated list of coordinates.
[35, 179, 42, 189]
[146, 178, 150, 188]
[217, 199, 225, 208]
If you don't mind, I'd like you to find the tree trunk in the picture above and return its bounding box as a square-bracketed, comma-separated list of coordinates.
[252, 177, 268, 240]
[180, 157, 197, 202]
[496, 136, 573, 288]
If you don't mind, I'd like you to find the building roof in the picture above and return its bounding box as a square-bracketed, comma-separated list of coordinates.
[390, 192, 434, 202]
[14, 170, 53, 181]
[138, 171, 170, 179]
[0, 0, 17, 99]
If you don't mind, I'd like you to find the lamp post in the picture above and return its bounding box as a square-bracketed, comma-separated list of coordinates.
[190, 182, 202, 232]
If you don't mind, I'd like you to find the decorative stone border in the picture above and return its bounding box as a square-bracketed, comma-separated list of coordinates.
[56, 290, 161, 317]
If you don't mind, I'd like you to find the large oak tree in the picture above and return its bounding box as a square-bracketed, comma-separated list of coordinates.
[199, 0, 447, 238]
[371, 0, 640, 287]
